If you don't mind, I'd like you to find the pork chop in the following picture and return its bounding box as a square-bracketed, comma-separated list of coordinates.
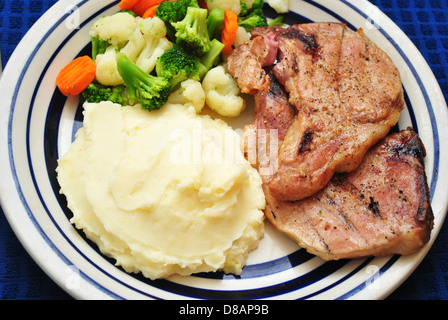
[240, 71, 432, 260]
[264, 128, 433, 260]
[228, 23, 405, 201]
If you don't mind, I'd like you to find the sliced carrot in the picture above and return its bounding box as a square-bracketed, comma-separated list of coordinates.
[221, 10, 239, 55]
[132, 0, 164, 17]
[142, 4, 159, 18]
[56, 56, 97, 96]
[118, 0, 140, 10]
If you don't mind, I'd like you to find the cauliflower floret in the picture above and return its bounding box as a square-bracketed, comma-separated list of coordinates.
[93, 15, 172, 86]
[120, 27, 146, 62]
[90, 12, 137, 47]
[137, 38, 173, 74]
[136, 16, 172, 73]
[206, 0, 242, 16]
[235, 26, 251, 47]
[168, 79, 206, 113]
[95, 46, 124, 86]
[241, 0, 256, 10]
[268, 0, 289, 13]
[202, 66, 246, 117]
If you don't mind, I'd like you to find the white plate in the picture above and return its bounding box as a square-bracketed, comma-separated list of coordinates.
[1, 0, 447, 300]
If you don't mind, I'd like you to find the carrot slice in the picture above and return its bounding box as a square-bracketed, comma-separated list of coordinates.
[132, 0, 164, 17]
[221, 10, 239, 55]
[142, 4, 159, 18]
[118, 0, 140, 11]
[56, 56, 97, 96]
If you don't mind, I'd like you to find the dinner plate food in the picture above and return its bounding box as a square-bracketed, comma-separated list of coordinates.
[1, 0, 447, 300]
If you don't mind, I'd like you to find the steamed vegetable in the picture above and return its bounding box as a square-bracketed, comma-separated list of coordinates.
[237, 7, 268, 32]
[142, 4, 159, 18]
[91, 36, 110, 62]
[172, 6, 211, 57]
[205, 0, 242, 16]
[167, 79, 206, 113]
[155, 0, 199, 40]
[202, 65, 245, 117]
[156, 47, 201, 89]
[89, 11, 137, 47]
[118, 0, 140, 11]
[267, 0, 289, 14]
[58, 0, 282, 112]
[117, 53, 172, 111]
[207, 7, 225, 40]
[82, 83, 128, 105]
[56, 56, 97, 96]
[221, 10, 239, 55]
[130, 0, 164, 17]
[135, 16, 172, 73]
[200, 38, 225, 74]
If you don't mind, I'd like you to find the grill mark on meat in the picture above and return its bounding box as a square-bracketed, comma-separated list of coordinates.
[298, 129, 313, 154]
[281, 28, 319, 59]
[268, 69, 288, 97]
[299, 201, 332, 255]
[321, 180, 374, 254]
[322, 190, 355, 231]
[367, 196, 381, 218]
[389, 132, 426, 164]
[329, 175, 385, 222]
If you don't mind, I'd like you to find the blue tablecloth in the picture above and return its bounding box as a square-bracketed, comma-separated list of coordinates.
[0, 0, 447, 300]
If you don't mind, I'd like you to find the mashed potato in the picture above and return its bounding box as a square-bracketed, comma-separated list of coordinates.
[57, 101, 265, 279]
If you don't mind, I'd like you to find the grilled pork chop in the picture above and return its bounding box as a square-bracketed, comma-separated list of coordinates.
[264, 128, 433, 260]
[241, 73, 432, 260]
[228, 23, 404, 201]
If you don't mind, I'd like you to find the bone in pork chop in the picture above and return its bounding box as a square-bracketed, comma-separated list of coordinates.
[228, 23, 405, 201]
[240, 72, 432, 260]
[264, 128, 434, 260]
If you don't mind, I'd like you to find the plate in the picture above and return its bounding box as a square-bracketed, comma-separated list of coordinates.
[1, 0, 447, 300]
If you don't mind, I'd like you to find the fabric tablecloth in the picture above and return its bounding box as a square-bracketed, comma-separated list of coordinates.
[0, 0, 447, 300]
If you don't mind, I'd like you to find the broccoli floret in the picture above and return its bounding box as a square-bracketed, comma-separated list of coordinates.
[240, 1, 249, 16]
[156, 0, 197, 22]
[155, 0, 199, 40]
[269, 15, 285, 27]
[155, 47, 201, 89]
[207, 7, 225, 40]
[238, 8, 268, 32]
[252, 0, 265, 9]
[116, 53, 172, 111]
[172, 7, 211, 57]
[81, 83, 128, 105]
[91, 36, 110, 62]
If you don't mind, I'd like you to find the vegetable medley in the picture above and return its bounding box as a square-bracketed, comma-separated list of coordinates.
[55, 0, 289, 116]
